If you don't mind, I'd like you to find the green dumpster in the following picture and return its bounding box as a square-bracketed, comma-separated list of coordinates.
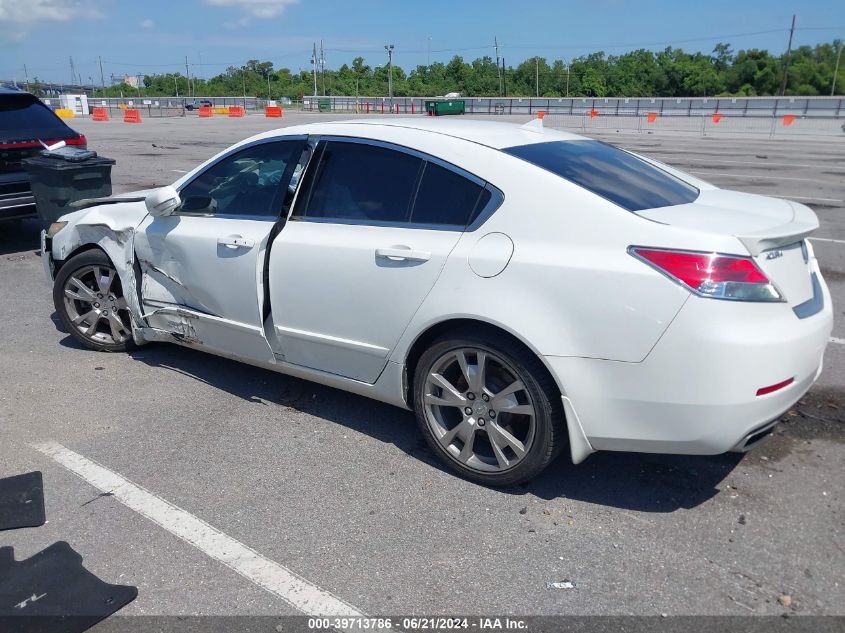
[424, 99, 465, 116]
[318, 98, 332, 113]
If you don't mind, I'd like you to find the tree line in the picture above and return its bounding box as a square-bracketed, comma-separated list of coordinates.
[31, 41, 844, 100]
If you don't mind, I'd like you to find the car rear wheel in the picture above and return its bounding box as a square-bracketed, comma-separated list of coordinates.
[53, 250, 135, 352]
[413, 331, 565, 486]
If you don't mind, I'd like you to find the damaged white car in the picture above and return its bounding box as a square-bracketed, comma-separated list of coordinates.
[43, 119, 833, 485]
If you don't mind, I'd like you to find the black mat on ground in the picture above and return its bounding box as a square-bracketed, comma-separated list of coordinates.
[0, 471, 45, 531]
[0, 542, 138, 633]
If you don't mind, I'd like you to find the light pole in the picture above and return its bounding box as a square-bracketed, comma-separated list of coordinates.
[384, 44, 394, 108]
[311, 43, 318, 96]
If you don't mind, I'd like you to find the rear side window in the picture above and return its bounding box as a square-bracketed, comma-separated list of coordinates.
[503, 140, 698, 211]
[411, 162, 484, 226]
[0, 95, 71, 137]
[304, 141, 422, 222]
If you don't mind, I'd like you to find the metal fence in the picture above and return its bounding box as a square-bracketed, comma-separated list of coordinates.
[542, 112, 845, 138]
[303, 95, 845, 118]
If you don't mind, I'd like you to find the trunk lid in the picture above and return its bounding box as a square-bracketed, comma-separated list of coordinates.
[637, 189, 818, 307]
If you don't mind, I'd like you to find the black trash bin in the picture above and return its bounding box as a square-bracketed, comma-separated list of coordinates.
[22, 149, 116, 228]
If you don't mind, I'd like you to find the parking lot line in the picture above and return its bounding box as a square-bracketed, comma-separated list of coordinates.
[811, 237, 845, 245]
[689, 171, 830, 184]
[645, 156, 817, 169]
[772, 195, 845, 204]
[32, 441, 364, 618]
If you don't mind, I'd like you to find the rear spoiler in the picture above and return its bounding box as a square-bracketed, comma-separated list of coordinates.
[737, 201, 819, 256]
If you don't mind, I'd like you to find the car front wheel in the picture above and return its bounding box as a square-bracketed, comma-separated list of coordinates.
[53, 250, 135, 352]
[413, 331, 566, 486]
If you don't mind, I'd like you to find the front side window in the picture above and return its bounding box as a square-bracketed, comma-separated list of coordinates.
[178, 140, 304, 217]
[503, 140, 699, 211]
[303, 141, 422, 223]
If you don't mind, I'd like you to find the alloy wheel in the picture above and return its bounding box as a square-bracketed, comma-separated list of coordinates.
[62, 264, 132, 345]
[423, 347, 537, 473]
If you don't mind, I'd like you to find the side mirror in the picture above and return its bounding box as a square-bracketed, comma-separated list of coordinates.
[145, 186, 181, 217]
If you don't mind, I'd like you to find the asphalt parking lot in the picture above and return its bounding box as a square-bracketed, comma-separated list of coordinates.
[1, 112, 843, 620]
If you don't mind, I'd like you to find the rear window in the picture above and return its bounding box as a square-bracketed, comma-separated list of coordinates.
[0, 94, 71, 138]
[503, 140, 698, 211]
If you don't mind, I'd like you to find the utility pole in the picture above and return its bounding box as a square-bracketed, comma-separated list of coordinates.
[23, 64, 29, 91]
[779, 14, 796, 96]
[69, 56, 77, 86]
[535, 57, 539, 97]
[174, 75, 179, 98]
[311, 43, 318, 96]
[385, 44, 394, 107]
[494, 36, 502, 97]
[98, 56, 105, 97]
[185, 56, 191, 99]
[320, 40, 326, 96]
[833, 43, 843, 96]
[502, 57, 507, 97]
[242, 66, 247, 107]
[427, 36, 432, 66]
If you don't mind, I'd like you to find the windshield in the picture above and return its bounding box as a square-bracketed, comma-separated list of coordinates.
[503, 139, 699, 211]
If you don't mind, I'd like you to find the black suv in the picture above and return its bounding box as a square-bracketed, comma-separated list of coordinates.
[0, 87, 86, 221]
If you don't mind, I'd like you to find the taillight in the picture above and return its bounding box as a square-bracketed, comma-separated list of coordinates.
[0, 135, 86, 149]
[630, 247, 782, 302]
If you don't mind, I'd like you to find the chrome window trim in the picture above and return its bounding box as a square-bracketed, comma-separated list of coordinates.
[289, 135, 504, 230]
[174, 135, 308, 219]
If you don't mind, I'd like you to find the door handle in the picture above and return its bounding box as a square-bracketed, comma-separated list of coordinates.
[218, 235, 254, 249]
[375, 246, 431, 262]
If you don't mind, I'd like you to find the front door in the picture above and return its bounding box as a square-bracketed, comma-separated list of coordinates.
[269, 138, 490, 383]
[134, 138, 306, 361]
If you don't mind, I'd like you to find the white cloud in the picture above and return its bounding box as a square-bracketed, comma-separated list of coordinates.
[224, 15, 252, 30]
[205, 0, 299, 19]
[140, 18, 155, 28]
[0, 0, 100, 25]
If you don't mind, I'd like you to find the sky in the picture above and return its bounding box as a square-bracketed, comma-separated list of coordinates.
[1, 0, 843, 85]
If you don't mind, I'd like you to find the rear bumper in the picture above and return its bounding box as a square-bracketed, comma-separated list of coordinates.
[546, 274, 833, 456]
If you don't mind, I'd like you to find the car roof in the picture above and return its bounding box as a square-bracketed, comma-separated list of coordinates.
[280, 117, 588, 150]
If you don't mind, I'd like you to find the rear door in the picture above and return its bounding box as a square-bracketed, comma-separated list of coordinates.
[268, 138, 491, 383]
[134, 138, 306, 361]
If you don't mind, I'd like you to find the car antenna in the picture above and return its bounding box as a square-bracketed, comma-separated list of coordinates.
[521, 118, 544, 133]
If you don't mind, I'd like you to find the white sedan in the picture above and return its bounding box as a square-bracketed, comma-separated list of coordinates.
[42, 118, 833, 485]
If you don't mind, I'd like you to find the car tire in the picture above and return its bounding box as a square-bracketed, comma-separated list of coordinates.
[413, 330, 566, 486]
[53, 249, 136, 353]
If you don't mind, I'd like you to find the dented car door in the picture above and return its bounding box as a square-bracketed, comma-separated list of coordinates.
[133, 138, 307, 361]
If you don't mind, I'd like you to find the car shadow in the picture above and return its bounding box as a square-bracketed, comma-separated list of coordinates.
[0, 218, 42, 257]
[57, 332, 742, 512]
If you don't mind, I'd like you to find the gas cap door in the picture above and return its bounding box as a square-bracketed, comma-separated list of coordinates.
[468, 232, 514, 278]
